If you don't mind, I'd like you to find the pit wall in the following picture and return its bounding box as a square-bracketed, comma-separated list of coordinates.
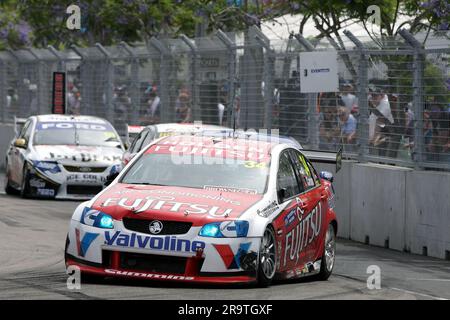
[315, 160, 450, 260]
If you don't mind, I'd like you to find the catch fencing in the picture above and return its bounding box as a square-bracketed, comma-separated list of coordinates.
[0, 26, 448, 170]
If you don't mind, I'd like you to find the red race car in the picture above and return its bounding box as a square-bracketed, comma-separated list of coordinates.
[65, 134, 337, 286]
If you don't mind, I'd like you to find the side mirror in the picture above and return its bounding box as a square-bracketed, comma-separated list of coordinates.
[277, 187, 287, 203]
[14, 138, 27, 148]
[104, 172, 119, 187]
[320, 171, 334, 183]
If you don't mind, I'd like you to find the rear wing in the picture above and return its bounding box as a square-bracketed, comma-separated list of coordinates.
[14, 116, 27, 137]
[302, 148, 343, 173]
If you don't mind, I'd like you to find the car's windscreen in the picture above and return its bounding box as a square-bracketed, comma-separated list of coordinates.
[33, 121, 121, 147]
[121, 153, 269, 194]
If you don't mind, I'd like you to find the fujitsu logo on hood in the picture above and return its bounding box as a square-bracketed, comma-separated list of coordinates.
[100, 196, 234, 217]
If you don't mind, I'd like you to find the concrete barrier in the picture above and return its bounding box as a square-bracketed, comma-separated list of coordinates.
[350, 163, 411, 251]
[313, 158, 450, 260]
[0, 123, 15, 170]
[405, 170, 450, 259]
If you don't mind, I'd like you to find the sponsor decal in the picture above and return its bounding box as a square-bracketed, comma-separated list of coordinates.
[67, 173, 104, 183]
[113, 189, 242, 206]
[149, 143, 270, 162]
[204, 185, 257, 195]
[284, 209, 297, 227]
[29, 178, 46, 188]
[311, 68, 330, 74]
[36, 188, 55, 197]
[75, 228, 99, 257]
[104, 269, 194, 281]
[283, 202, 322, 266]
[101, 197, 234, 217]
[49, 152, 122, 163]
[213, 242, 251, 270]
[257, 201, 279, 218]
[36, 122, 109, 131]
[104, 231, 206, 253]
[149, 220, 163, 235]
[219, 220, 249, 238]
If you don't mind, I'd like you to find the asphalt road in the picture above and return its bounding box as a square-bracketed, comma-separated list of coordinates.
[0, 183, 450, 300]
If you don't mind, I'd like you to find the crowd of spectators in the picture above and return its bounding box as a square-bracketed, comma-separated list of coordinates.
[316, 82, 450, 163]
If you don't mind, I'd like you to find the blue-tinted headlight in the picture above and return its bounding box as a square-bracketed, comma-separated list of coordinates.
[33, 161, 61, 174]
[199, 221, 249, 238]
[80, 207, 114, 229]
[99, 215, 114, 229]
[199, 223, 222, 237]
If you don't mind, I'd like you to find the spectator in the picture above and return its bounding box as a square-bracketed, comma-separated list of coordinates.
[148, 91, 160, 120]
[319, 102, 339, 151]
[218, 98, 226, 126]
[403, 102, 415, 151]
[340, 83, 358, 114]
[176, 90, 191, 123]
[368, 87, 394, 155]
[338, 106, 357, 145]
[68, 85, 81, 115]
[113, 85, 131, 135]
[6, 87, 18, 113]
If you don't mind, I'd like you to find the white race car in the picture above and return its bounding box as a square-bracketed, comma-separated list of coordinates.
[65, 134, 337, 286]
[4, 114, 125, 199]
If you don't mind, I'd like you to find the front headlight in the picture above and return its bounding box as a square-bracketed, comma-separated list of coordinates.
[80, 207, 114, 229]
[199, 221, 249, 238]
[32, 160, 61, 174]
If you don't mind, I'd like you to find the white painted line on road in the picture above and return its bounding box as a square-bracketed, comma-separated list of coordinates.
[406, 278, 450, 282]
[390, 287, 448, 300]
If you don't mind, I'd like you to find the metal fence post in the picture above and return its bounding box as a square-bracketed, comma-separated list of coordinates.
[295, 34, 319, 149]
[70, 45, 88, 115]
[149, 37, 171, 123]
[27, 48, 44, 115]
[120, 42, 140, 124]
[7, 49, 24, 118]
[180, 35, 200, 122]
[254, 33, 275, 134]
[0, 57, 6, 123]
[399, 29, 425, 169]
[95, 44, 114, 122]
[344, 30, 369, 161]
[216, 30, 237, 128]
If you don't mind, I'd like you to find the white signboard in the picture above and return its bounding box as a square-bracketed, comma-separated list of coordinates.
[299, 51, 339, 93]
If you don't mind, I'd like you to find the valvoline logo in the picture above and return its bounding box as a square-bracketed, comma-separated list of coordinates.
[104, 231, 205, 253]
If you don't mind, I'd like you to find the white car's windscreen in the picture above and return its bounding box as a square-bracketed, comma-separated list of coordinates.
[121, 153, 269, 194]
[33, 121, 121, 147]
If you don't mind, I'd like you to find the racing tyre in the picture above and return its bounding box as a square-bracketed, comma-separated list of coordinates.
[257, 226, 277, 287]
[20, 166, 31, 198]
[316, 223, 336, 281]
[4, 164, 17, 195]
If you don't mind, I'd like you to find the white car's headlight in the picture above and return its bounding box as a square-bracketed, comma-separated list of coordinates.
[32, 160, 61, 174]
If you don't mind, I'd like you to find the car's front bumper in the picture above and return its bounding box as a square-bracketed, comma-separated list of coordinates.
[65, 219, 261, 284]
[28, 163, 119, 200]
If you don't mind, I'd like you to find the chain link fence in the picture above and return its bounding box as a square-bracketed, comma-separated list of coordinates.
[0, 27, 448, 170]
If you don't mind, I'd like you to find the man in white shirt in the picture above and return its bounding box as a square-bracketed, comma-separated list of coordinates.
[368, 87, 395, 148]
